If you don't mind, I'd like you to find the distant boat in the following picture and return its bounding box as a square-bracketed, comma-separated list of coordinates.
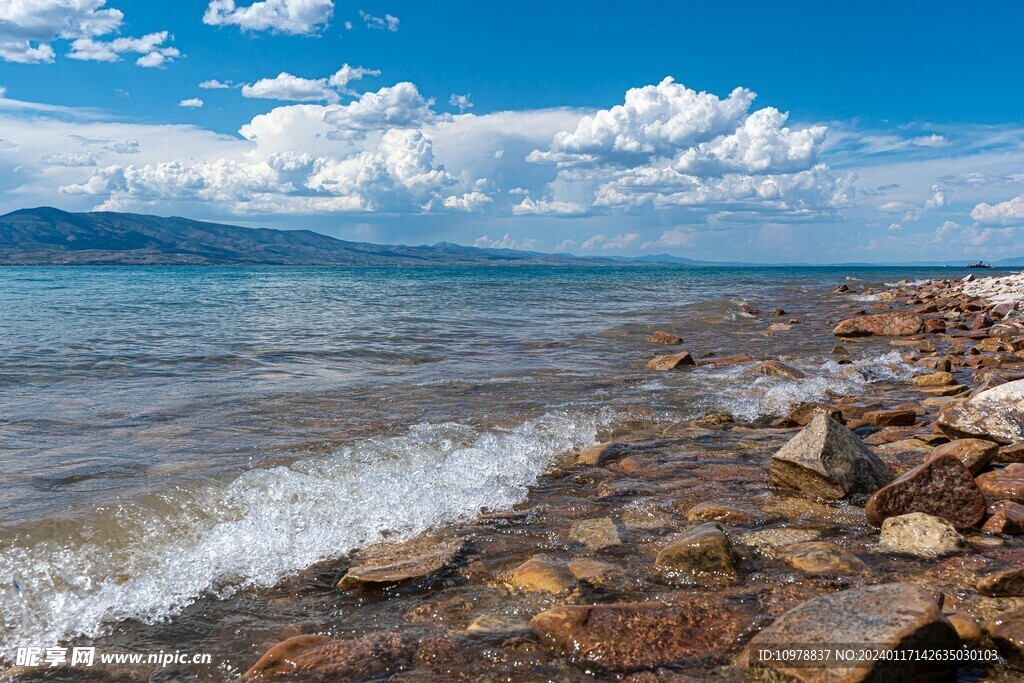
[966, 261, 993, 268]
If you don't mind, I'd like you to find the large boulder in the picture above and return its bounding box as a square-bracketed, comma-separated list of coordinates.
[769, 415, 893, 500]
[531, 599, 745, 673]
[937, 379, 1024, 444]
[741, 583, 959, 683]
[833, 312, 924, 337]
[244, 633, 411, 680]
[864, 454, 987, 529]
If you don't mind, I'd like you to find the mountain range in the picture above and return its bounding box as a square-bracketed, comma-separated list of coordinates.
[0, 207, 1019, 267]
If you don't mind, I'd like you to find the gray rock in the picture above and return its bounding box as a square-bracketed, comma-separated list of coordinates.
[880, 512, 964, 557]
[770, 415, 894, 499]
[937, 379, 1024, 444]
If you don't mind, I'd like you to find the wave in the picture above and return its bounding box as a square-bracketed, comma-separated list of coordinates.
[0, 410, 610, 654]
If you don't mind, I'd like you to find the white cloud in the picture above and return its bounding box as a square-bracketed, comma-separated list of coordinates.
[40, 152, 96, 167]
[473, 233, 538, 250]
[179, 98, 204, 109]
[512, 197, 591, 216]
[242, 65, 380, 103]
[199, 79, 232, 89]
[323, 82, 439, 138]
[972, 195, 1024, 225]
[449, 93, 473, 113]
[554, 239, 575, 251]
[910, 134, 949, 148]
[203, 0, 334, 35]
[0, 0, 122, 64]
[68, 31, 180, 68]
[442, 192, 493, 212]
[359, 10, 399, 31]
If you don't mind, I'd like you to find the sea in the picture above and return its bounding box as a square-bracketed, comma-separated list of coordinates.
[0, 264, 986, 677]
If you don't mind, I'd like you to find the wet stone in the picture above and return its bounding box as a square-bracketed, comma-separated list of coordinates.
[862, 408, 918, 426]
[654, 522, 738, 585]
[982, 500, 1024, 534]
[466, 614, 532, 637]
[976, 463, 1024, 503]
[244, 633, 411, 680]
[756, 360, 806, 378]
[976, 566, 1024, 597]
[567, 557, 622, 588]
[924, 437, 997, 474]
[503, 555, 576, 594]
[337, 537, 465, 590]
[879, 512, 964, 557]
[647, 351, 696, 371]
[864, 454, 987, 529]
[985, 607, 1024, 660]
[650, 331, 682, 344]
[569, 517, 621, 550]
[684, 500, 755, 525]
[937, 378, 1024, 444]
[833, 311, 925, 337]
[781, 541, 865, 575]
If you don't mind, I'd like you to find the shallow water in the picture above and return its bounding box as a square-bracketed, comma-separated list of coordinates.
[0, 264, 978, 667]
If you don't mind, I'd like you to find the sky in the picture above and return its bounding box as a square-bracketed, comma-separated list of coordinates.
[1, 0, 1023, 263]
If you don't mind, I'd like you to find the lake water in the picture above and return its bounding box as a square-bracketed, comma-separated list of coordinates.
[0, 265, 973, 668]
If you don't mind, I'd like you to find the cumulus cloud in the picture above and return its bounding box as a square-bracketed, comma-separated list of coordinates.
[179, 98, 204, 108]
[242, 65, 380, 103]
[972, 195, 1024, 225]
[473, 233, 538, 250]
[40, 152, 96, 167]
[359, 10, 399, 31]
[577, 233, 640, 251]
[0, 0, 174, 66]
[449, 93, 473, 113]
[69, 31, 180, 67]
[442, 192, 493, 212]
[203, 0, 334, 35]
[199, 79, 233, 89]
[323, 82, 439, 138]
[554, 239, 575, 251]
[512, 197, 591, 216]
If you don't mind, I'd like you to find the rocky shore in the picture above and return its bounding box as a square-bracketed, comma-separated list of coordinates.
[230, 271, 1024, 682]
[15, 271, 1024, 682]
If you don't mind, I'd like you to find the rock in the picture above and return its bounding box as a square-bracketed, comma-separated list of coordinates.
[768, 323, 792, 332]
[879, 512, 964, 557]
[937, 378, 1024, 444]
[569, 517, 621, 550]
[976, 464, 1024, 502]
[997, 442, 1024, 463]
[466, 614, 531, 637]
[531, 599, 744, 672]
[787, 402, 844, 426]
[781, 541, 865, 575]
[977, 566, 1024, 596]
[243, 633, 410, 680]
[924, 318, 947, 334]
[831, 344, 850, 355]
[773, 308, 786, 316]
[703, 354, 755, 365]
[833, 284, 850, 293]
[985, 607, 1024, 659]
[654, 522, 738, 584]
[567, 558, 621, 587]
[647, 351, 696, 371]
[914, 371, 955, 387]
[770, 415, 893, 500]
[862, 408, 917, 426]
[756, 360, 805, 378]
[924, 438, 997, 474]
[982, 500, 1024, 534]
[916, 356, 952, 372]
[741, 528, 822, 554]
[919, 384, 968, 397]
[739, 304, 760, 314]
[741, 584, 958, 682]
[946, 613, 982, 642]
[576, 441, 632, 466]
[337, 537, 465, 590]
[864, 454, 987, 528]
[685, 500, 755, 525]
[503, 555, 576, 594]
[916, 339, 937, 353]
[650, 331, 682, 345]
[833, 312, 925, 337]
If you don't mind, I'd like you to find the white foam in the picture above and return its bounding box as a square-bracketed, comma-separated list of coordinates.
[0, 410, 609, 653]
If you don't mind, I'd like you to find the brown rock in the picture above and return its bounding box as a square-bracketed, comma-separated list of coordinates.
[787, 402, 844, 426]
[647, 351, 696, 371]
[703, 354, 755, 365]
[831, 344, 850, 355]
[946, 613, 982, 642]
[982, 500, 1024, 534]
[503, 555, 576, 594]
[937, 378, 1024, 444]
[654, 522, 738, 584]
[985, 607, 1024, 659]
[924, 318, 947, 334]
[531, 599, 744, 672]
[243, 633, 410, 680]
[741, 583, 958, 683]
[685, 500, 755, 525]
[977, 566, 1024, 596]
[833, 312, 924, 337]
[567, 558, 621, 588]
[569, 517, 621, 550]
[924, 438, 997, 474]
[914, 371, 955, 386]
[650, 331, 682, 345]
[337, 537, 464, 590]
[770, 415, 892, 499]
[576, 441, 634, 466]
[865, 454, 986, 528]
[781, 541, 865, 575]
[862, 408, 917, 426]
[756, 360, 805, 378]
[739, 304, 760, 314]
[996, 442, 1024, 463]
[976, 463, 1024, 502]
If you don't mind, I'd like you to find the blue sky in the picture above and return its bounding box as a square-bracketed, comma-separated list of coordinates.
[1, 0, 1023, 262]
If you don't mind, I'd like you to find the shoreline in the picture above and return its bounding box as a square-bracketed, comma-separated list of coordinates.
[9, 270, 1024, 681]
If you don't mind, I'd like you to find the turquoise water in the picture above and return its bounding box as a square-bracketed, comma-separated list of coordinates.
[0, 265, 989, 655]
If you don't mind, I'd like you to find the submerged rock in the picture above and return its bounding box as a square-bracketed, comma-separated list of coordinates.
[741, 583, 958, 683]
[864, 454, 986, 529]
[879, 512, 964, 557]
[337, 537, 465, 590]
[569, 517, 621, 550]
[833, 312, 924, 337]
[756, 360, 806, 378]
[685, 500, 755, 525]
[244, 633, 410, 680]
[647, 351, 696, 371]
[769, 415, 893, 500]
[781, 541, 865, 575]
[925, 438, 997, 474]
[503, 555, 576, 594]
[650, 331, 682, 344]
[937, 379, 1024, 444]
[531, 599, 744, 673]
[654, 522, 738, 585]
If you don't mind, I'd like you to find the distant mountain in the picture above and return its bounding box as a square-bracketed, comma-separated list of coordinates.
[0, 207, 649, 266]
